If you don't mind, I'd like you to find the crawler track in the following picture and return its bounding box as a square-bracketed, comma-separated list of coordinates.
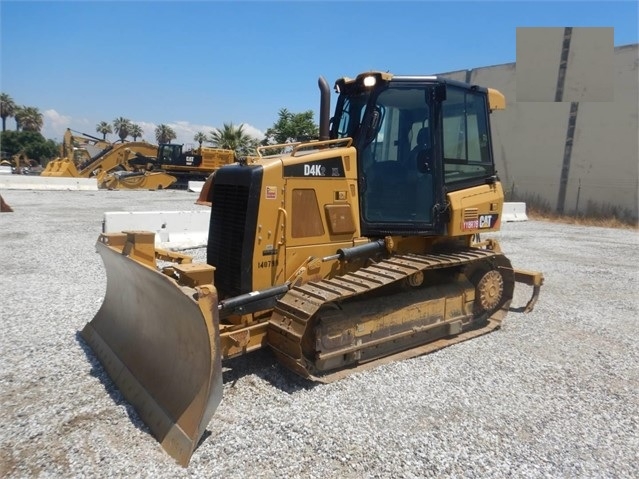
[268, 248, 514, 382]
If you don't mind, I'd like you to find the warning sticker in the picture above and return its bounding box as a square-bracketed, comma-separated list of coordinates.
[265, 186, 277, 200]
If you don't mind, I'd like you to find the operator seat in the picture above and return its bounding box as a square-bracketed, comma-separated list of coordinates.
[406, 127, 434, 223]
[409, 127, 432, 174]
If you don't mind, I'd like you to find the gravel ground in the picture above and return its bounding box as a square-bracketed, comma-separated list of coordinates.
[1, 189, 638, 478]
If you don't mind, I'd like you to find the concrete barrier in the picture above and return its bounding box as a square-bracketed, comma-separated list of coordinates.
[188, 181, 204, 193]
[502, 202, 528, 222]
[103, 210, 210, 250]
[0, 175, 98, 191]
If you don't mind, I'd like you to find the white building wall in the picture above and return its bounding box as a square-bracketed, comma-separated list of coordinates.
[439, 43, 638, 221]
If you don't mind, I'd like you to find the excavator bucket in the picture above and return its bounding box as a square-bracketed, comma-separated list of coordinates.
[81, 232, 223, 466]
[41, 158, 79, 177]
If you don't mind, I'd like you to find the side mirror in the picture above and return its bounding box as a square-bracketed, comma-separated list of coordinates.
[433, 84, 447, 102]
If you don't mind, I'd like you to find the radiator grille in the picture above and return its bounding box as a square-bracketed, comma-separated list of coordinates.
[209, 183, 249, 297]
[463, 208, 478, 221]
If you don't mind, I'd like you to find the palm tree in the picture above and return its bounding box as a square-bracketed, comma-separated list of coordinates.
[129, 124, 143, 141]
[0, 93, 17, 132]
[193, 131, 207, 148]
[112, 117, 131, 142]
[96, 121, 113, 140]
[14, 106, 24, 131]
[209, 122, 258, 156]
[16, 106, 43, 132]
[155, 124, 176, 144]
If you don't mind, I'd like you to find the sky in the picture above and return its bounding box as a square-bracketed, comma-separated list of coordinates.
[1, 0, 637, 146]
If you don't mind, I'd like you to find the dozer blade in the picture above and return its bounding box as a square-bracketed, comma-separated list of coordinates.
[195, 172, 214, 206]
[0, 194, 13, 212]
[81, 238, 222, 466]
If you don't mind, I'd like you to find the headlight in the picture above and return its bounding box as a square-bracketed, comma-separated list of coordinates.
[363, 75, 376, 87]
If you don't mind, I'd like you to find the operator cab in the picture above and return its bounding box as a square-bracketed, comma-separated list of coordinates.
[157, 144, 203, 168]
[157, 144, 184, 165]
[331, 72, 497, 237]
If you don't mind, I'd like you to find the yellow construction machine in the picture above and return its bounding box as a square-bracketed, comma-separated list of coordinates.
[42, 128, 232, 189]
[42, 129, 176, 189]
[129, 143, 236, 188]
[82, 72, 543, 466]
[95, 169, 177, 190]
[42, 129, 112, 175]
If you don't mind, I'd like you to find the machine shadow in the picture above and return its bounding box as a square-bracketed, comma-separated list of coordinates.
[76, 330, 317, 437]
[221, 347, 318, 394]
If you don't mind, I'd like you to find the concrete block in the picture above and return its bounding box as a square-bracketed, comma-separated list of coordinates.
[502, 202, 528, 222]
[0, 175, 98, 190]
[103, 210, 210, 250]
[188, 181, 204, 193]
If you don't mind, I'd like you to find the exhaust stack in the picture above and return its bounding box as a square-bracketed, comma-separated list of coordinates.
[318, 76, 330, 141]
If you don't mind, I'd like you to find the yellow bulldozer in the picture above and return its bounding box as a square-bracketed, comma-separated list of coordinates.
[82, 71, 544, 466]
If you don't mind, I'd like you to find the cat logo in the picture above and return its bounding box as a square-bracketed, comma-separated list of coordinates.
[462, 213, 499, 230]
[304, 164, 326, 176]
[479, 214, 494, 228]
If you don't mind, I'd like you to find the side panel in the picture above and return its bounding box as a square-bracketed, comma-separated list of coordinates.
[447, 182, 504, 236]
[281, 147, 363, 281]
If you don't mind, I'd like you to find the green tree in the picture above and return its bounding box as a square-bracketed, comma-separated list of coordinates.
[0, 93, 17, 132]
[96, 121, 113, 140]
[15, 106, 43, 132]
[193, 131, 207, 148]
[112, 117, 131, 142]
[129, 124, 143, 141]
[0, 130, 59, 165]
[26, 138, 59, 164]
[263, 108, 318, 145]
[155, 124, 176, 144]
[209, 122, 258, 156]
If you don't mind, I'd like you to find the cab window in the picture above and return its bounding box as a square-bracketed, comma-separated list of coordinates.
[442, 87, 492, 185]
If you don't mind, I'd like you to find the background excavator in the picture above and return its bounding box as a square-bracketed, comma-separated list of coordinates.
[41, 129, 176, 189]
[129, 143, 236, 188]
[42, 129, 234, 189]
[42, 129, 111, 175]
[82, 71, 543, 466]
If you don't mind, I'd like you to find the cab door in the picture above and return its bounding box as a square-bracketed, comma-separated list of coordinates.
[357, 83, 444, 236]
